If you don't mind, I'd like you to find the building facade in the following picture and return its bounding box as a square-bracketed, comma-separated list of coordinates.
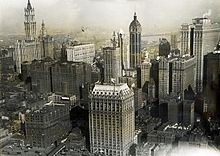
[180, 24, 190, 55]
[24, 0, 36, 41]
[21, 59, 91, 97]
[25, 102, 71, 148]
[103, 46, 122, 83]
[66, 43, 95, 64]
[14, 40, 41, 73]
[139, 55, 151, 88]
[158, 56, 196, 99]
[180, 17, 220, 92]
[89, 83, 135, 156]
[38, 21, 54, 59]
[203, 45, 220, 117]
[14, 0, 55, 73]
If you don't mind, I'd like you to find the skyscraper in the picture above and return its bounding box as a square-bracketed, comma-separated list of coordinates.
[138, 54, 151, 88]
[158, 55, 196, 99]
[129, 12, 142, 69]
[192, 18, 203, 93]
[180, 24, 190, 55]
[159, 38, 171, 57]
[14, 0, 40, 73]
[203, 41, 220, 117]
[103, 32, 122, 83]
[24, 0, 36, 41]
[180, 17, 220, 92]
[171, 34, 178, 50]
[89, 83, 135, 156]
[39, 21, 54, 59]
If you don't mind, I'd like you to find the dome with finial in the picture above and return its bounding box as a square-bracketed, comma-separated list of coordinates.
[129, 12, 142, 33]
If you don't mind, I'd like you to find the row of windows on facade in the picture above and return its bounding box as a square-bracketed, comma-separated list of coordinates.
[26, 114, 67, 123]
[92, 148, 122, 156]
[91, 102, 133, 111]
[93, 137, 121, 143]
[92, 143, 122, 148]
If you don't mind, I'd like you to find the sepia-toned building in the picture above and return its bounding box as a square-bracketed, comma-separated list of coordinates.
[103, 46, 122, 83]
[159, 38, 171, 57]
[66, 43, 95, 64]
[14, 0, 55, 73]
[129, 12, 142, 69]
[21, 59, 91, 97]
[180, 17, 220, 92]
[25, 101, 71, 148]
[158, 55, 196, 99]
[89, 83, 135, 156]
[38, 21, 54, 59]
[203, 42, 220, 117]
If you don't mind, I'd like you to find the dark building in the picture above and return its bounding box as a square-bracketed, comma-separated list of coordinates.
[21, 58, 92, 98]
[0, 54, 15, 81]
[25, 102, 71, 149]
[159, 38, 171, 57]
[60, 43, 67, 62]
[70, 106, 89, 149]
[160, 94, 182, 124]
[150, 60, 159, 98]
[129, 12, 142, 69]
[204, 44, 220, 117]
[159, 102, 168, 123]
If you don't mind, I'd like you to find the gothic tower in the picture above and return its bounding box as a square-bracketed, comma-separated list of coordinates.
[39, 20, 47, 39]
[129, 12, 142, 69]
[24, 0, 36, 41]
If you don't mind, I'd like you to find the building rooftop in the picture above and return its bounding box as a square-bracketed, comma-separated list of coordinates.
[92, 83, 133, 98]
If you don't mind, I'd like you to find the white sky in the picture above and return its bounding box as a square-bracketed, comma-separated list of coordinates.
[0, 0, 220, 35]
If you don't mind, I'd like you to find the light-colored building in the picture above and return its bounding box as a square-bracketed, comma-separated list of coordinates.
[171, 34, 178, 50]
[38, 21, 54, 59]
[89, 83, 135, 156]
[14, 0, 40, 73]
[24, 0, 36, 41]
[14, 40, 41, 73]
[103, 46, 122, 83]
[180, 17, 220, 92]
[66, 43, 95, 64]
[180, 24, 190, 55]
[14, 0, 54, 73]
[140, 55, 151, 88]
[158, 57, 169, 99]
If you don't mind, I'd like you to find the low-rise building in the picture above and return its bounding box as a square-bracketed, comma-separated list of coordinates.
[25, 101, 71, 149]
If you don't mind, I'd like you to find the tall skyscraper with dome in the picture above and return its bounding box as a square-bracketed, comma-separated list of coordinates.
[129, 12, 142, 69]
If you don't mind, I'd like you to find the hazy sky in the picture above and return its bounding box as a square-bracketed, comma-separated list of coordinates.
[0, 0, 220, 35]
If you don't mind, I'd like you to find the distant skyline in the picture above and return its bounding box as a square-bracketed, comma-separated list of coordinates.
[0, 0, 220, 35]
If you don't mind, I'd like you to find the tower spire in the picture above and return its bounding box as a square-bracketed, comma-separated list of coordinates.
[134, 12, 137, 20]
[40, 20, 47, 38]
[24, 0, 36, 41]
[27, 0, 32, 10]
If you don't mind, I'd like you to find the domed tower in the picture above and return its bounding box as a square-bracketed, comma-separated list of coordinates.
[24, 0, 36, 41]
[129, 12, 142, 69]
